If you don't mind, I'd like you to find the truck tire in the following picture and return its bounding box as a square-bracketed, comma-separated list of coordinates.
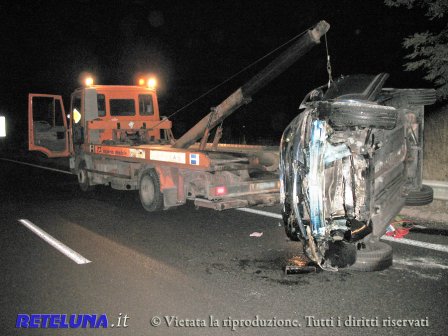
[405, 184, 433, 206]
[77, 161, 94, 192]
[139, 169, 164, 212]
[329, 103, 397, 130]
[348, 241, 393, 272]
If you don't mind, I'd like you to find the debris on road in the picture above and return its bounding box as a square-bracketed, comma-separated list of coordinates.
[284, 255, 317, 274]
[386, 216, 413, 238]
[249, 232, 263, 238]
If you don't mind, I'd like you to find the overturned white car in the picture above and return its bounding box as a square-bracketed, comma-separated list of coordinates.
[280, 73, 436, 271]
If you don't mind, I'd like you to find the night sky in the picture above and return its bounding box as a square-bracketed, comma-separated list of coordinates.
[0, 0, 436, 145]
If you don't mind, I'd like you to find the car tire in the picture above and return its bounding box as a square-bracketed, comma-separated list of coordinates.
[401, 89, 437, 106]
[348, 241, 393, 272]
[329, 103, 398, 130]
[405, 184, 434, 206]
[139, 169, 164, 212]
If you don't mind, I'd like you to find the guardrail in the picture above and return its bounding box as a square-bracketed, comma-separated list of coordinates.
[423, 180, 448, 201]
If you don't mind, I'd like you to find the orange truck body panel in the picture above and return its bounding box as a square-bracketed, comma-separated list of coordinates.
[91, 144, 211, 169]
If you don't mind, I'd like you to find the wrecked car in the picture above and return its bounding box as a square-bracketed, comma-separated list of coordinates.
[280, 73, 436, 271]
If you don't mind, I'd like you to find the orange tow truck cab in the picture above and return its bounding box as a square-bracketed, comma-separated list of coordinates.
[29, 81, 172, 157]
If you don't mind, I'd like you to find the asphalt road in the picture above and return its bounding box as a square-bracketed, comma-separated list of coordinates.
[1, 158, 447, 336]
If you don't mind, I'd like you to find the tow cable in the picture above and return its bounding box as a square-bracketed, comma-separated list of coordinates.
[324, 33, 333, 88]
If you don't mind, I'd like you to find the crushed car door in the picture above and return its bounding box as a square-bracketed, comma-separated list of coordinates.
[28, 94, 70, 157]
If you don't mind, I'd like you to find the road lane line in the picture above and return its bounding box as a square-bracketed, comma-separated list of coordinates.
[0, 158, 74, 175]
[18, 219, 91, 264]
[236, 207, 283, 219]
[381, 236, 448, 253]
[237, 208, 448, 254]
[393, 257, 448, 270]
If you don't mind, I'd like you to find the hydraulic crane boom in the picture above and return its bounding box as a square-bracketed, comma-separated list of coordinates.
[173, 20, 330, 149]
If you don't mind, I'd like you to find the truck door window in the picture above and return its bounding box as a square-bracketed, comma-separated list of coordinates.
[97, 94, 106, 117]
[33, 97, 64, 127]
[31, 96, 66, 151]
[110, 99, 135, 116]
[139, 94, 154, 116]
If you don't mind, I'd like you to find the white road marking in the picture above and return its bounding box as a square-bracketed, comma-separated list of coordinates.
[392, 257, 446, 280]
[0, 158, 74, 175]
[381, 236, 448, 253]
[18, 219, 91, 264]
[236, 207, 282, 219]
[393, 257, 448, 270]
[392, 266, 442, 281]
[238, 208, 448, 254]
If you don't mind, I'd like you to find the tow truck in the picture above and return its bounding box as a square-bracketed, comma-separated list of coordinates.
[28, 21, 330, 212]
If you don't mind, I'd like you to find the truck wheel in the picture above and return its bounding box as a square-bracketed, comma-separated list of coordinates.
[77, 161, 93, 192]
[329, 103, 397, 130]
[139, 169, 164, 212]
[348, 241, 392, 272]
[405, 184, 433, 206]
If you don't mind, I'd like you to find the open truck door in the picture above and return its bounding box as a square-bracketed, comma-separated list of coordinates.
[28, 94, 71, 157]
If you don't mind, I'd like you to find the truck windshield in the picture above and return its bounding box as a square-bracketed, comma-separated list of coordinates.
[110, 99, 135, 116]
